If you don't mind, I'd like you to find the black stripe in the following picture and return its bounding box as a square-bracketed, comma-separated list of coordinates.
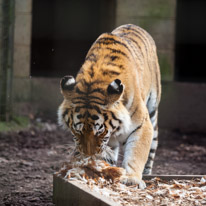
[72, 101, 85, 104]
[88, 95, 104, 102]
[92, 105, 102, 114]
[90, 88, 105, 95]
[104, 54, 120, 61]
[96, 37, 132, 55]
[72, 101, 106, 108]
[132, 29, 151, 59]
[118, 65, 125, 70]
[128, 37, 145, 58]
[102, 70, 120, 76]
[149, 110, 156, 119]
[88, 65, 94, 78]
[111, 112, 122, 123]
[105, 47, 129, 59]
[71, 112, 73, 120]
[150, 149, 156, 153]
[80, 79, 104, 93]
[82, 79, 90, 88]
[110, 55, 119, 61]
[66, 117, 70, 125]
[73, 96, 87, 101]
[88, 80, 104, 86]
[145, 166, 152, 169]
[75, 107, 81, 113]
[153, 137, 158, 141]
[105, 62, 125, 70]
[125, 26, 147, 39]
[89, 45, 129, 59]
[72, 100, 105, 106]
[82, 111, 88, 118]
[128, 124, 142, 137]
[76, 87, 86, 95]
[122, 27, 151, 61]
[103, 113, 108, 121]
[123, 123, 143, 145]
[73, 105, 102, 114]
[109, 120, 116, 129]
[122, 31, 149, 54]
[62, 108, 69, 118]
[123, 35, 143, 54]
[131, 107, 138, 118]
[85, 53, 97, 62]
[73, 96, 104, 103]
[74, 122, 82, 127]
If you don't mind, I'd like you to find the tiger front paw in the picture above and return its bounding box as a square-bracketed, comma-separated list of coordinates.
[120, 174, 146, 189]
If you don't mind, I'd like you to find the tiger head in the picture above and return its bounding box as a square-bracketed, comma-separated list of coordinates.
[58, 75, 130, 157]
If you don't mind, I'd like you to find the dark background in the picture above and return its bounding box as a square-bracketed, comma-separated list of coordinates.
[31, 0, 206, 82]
[31, 0, 115, 78]
[175, 0, 206, 82]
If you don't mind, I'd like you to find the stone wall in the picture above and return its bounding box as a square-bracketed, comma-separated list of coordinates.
[12, 0, 32, 115]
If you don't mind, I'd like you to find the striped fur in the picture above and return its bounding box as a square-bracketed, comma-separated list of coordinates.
[58, 24, 161, 188]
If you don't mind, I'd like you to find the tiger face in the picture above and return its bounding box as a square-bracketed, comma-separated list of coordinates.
[58, 75, 129, 156]
[66, 107, 109, 156]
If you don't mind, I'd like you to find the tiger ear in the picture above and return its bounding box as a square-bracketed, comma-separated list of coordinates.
[106, 79, 124, 104]
[60, 75, 76, 98]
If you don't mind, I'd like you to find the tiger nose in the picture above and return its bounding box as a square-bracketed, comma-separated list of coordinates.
[83, 123, 93, 131]
[85, 141, 94, 155]
[82, 136, 96, 155]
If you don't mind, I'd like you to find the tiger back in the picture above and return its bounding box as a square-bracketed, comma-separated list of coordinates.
[58, 24, 161, 188]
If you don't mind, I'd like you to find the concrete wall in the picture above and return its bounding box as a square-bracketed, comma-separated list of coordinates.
[115, 0, 176, 81]
[12, 0, 32, 116]
[5, 0, 206, 132]
[159, 82, 206, 133]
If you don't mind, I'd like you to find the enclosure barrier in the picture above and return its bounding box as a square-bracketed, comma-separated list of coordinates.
[53, 173, 203, 206]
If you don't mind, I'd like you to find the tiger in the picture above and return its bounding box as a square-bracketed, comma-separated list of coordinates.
[58, 24, 161, 189]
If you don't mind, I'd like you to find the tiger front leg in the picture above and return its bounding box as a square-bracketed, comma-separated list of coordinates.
[121, 116, 153, 189]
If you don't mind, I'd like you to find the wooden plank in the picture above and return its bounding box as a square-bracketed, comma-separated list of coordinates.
[143, 175, 203, 180]
[53, 174, 120, 206]
[53, 174, 204, 206]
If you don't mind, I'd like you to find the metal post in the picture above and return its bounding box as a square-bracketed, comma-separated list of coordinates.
[0, 0, 15, 121]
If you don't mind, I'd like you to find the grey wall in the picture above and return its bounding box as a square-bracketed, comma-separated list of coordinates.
[3, 0, 206, 132]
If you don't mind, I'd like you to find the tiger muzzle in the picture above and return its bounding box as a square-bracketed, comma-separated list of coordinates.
[79, 125, 100, 156]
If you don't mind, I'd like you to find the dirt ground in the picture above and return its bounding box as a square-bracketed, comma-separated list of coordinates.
[0, 122, 206, 206]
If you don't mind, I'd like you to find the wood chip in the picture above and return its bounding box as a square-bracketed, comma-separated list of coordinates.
[56, 157, 206, 205]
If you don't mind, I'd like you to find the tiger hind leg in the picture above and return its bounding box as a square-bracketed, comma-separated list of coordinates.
[143, 107, 159, 175]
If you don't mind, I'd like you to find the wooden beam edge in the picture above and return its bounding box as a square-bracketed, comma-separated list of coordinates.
[53, 174, 205, 206]
[53, 174, 121, 206]
[143, 174, 204, 180]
